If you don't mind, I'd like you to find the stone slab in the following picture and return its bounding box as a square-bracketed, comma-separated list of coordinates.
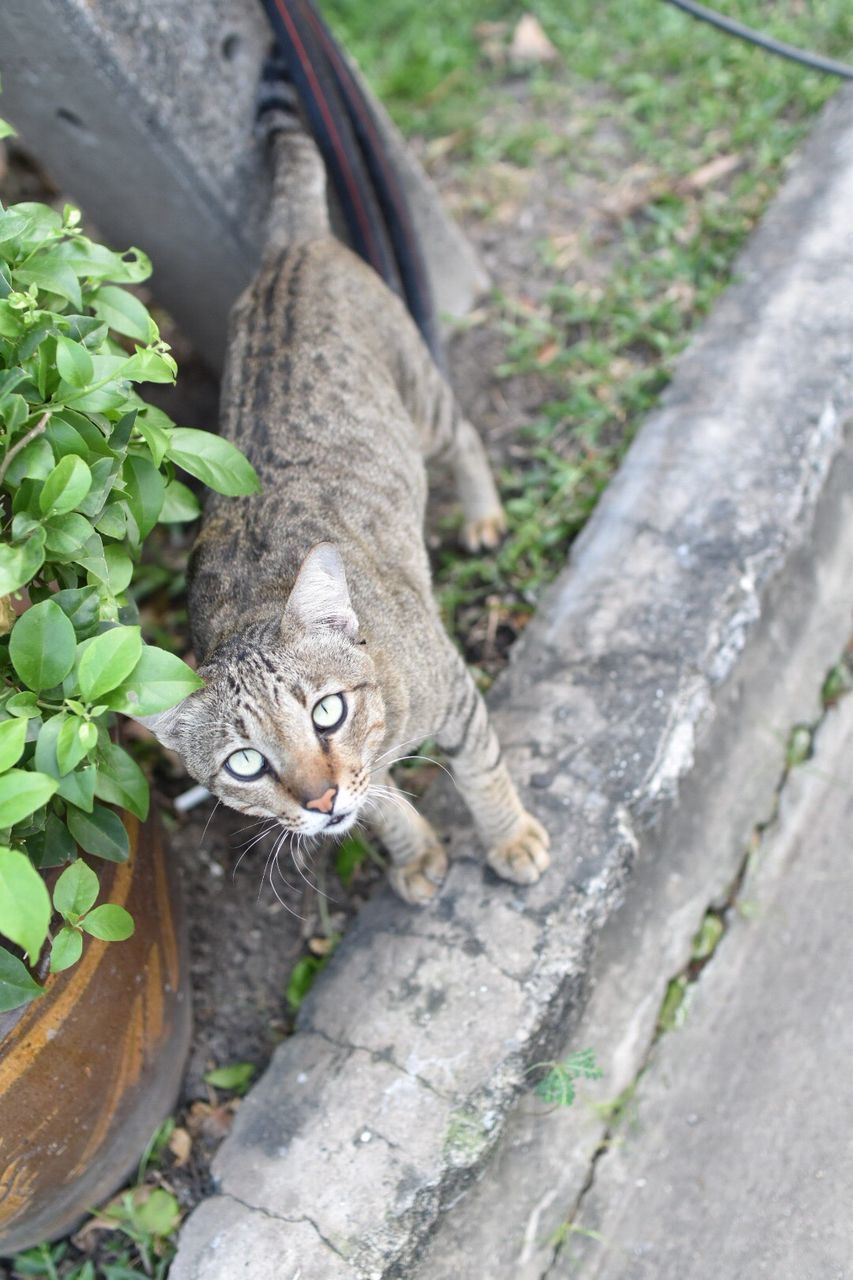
[0, 0, 486, 368]
[560, 693, 853, 1280]
[170, 86, 853, 1280]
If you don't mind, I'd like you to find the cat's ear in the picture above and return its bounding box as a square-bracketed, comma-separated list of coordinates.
[284, 542, 358, 639]
[128, 703, 189, 752]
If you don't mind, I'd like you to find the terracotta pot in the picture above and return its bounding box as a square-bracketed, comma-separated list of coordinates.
[0, 812, 191, 1254]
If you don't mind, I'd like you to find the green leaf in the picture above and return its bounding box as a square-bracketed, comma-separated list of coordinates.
[104, 544, 133, 594]
[94, 742, 149, 821]
[52, 586, 101, 639]
[5, 691, 40, 719]
[204, 1062, 255, 1095]
[0, 717, 28, 771]
[14, 251, 82, 309]
[132, 1188, 180, 1238]
[43, 511, 93, 557]
[91, 284, 155, 343]
[50, 924, 83, 973]
[39, 454, 92, 516]
[94, 501, 127, 540]
[77, 625, 142, 700]
[53, 857, 99, 917]
[63, 239, 151, 285]
[9, 599, 77, 690]
[57, 763, 96, 812]
[55, 334, 94, 387]
[0, 946, 44, 1013]
[56, 715, 95, 774]
[66, 802, 129, 861]
[533, 1050, 603, 1107]
[29, 812, 77, 869]
[168, 428, 260, 497]
[123, 455, 164, 538]
[121, 347, 176, 384]
[80, 903, 134, 941]
[0, 769, 59, 827]
[286, 954, 327, 1013]
[135, 406, 172, 467]
[335, 834, 373, 887]
[1, 434, 54, 484]
[107, 645, 203, 715]
[0, 845, 52, 963]
[159, 478, 201, 523]
[0, 529, 46, 595]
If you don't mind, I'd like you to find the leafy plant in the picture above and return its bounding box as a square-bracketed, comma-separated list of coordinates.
[0, 153, 259, 1010]
[532, 1047, 603, 1107]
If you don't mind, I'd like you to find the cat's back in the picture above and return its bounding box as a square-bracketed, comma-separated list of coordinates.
[190, 237, 436, 657]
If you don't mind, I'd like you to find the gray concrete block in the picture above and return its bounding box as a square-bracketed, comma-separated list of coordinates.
[561, 694, 853, 1279]
[170, 86, 853, 1279]
[0, 0, 486, 368]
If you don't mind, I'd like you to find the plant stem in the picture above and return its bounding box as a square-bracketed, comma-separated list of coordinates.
[0, 411, 50, 487]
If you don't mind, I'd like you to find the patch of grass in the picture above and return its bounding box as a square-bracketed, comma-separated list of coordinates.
[327, 1, 852, 655]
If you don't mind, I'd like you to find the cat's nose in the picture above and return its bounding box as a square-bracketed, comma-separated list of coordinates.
[303, 784, 338, 815]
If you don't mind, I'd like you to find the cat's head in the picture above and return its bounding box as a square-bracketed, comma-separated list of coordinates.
[143, 543, 385, 838]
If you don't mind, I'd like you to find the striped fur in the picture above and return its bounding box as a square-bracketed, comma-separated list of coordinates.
[153, 105, 549, 903]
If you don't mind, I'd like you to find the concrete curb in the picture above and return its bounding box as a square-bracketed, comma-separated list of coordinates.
[172, 85, 853, 1279]
[0, 0, 486, 368]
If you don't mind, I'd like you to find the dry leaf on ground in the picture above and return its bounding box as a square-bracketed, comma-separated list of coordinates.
[509, 14, 560, 65]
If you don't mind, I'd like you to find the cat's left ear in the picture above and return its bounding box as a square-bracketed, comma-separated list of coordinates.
[284, 542, 358, 640]
[127, 701, 192, 752]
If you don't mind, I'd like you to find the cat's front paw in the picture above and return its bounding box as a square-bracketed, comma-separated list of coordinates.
[388, 843, 448, 906]
[461, 508, 508, 554]
[487, 813, 550, 885]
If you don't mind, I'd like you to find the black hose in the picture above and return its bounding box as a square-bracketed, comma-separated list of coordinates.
[663, 0, 853, 80]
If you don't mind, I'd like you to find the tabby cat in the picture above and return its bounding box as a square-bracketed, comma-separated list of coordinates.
[145, 73, 550, 904]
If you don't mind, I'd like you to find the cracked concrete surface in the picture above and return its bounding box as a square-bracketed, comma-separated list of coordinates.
[170, 86, 853, 1279]
[557, 693, 853, 1279]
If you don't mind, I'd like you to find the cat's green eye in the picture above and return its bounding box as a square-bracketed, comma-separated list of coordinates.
[312, 693, 346, 732]
[224, 748, 267, 780]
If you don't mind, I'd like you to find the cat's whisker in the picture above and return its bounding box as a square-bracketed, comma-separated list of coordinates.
[230, 815, 275, 837]
[366, 785, 419, 820]
[269, 833, 306, 919]
[373, 753, 459, 791]
[231, 824, 280, 881]
[368, 781, 420, 800]
[196, 798, 222, 850]
[290, 837, 335, 902]
[369, 731, 441, 771]
[257, 840, 278, 905]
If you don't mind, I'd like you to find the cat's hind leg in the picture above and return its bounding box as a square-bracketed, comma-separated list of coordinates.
[411, 360, 507, 552]
[365, 771, 448, 906]
[450, 416, 509, 554]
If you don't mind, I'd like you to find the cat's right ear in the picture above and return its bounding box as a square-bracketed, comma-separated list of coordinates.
[284, 542, 358, 639]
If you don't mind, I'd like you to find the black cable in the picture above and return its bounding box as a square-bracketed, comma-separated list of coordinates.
[663, 0, 853, 80]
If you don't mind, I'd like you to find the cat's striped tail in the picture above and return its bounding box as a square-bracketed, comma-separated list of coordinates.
[256, 0, 443, 368]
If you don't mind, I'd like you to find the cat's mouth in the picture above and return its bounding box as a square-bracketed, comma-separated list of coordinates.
[325, 809, 355, 832]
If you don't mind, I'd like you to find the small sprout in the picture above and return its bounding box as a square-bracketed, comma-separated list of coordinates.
[691, 911, 723, 962]
[785, 724, 812, 768]
[658, 975, 689, 1032]
[532, 1047, 603, 1107]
